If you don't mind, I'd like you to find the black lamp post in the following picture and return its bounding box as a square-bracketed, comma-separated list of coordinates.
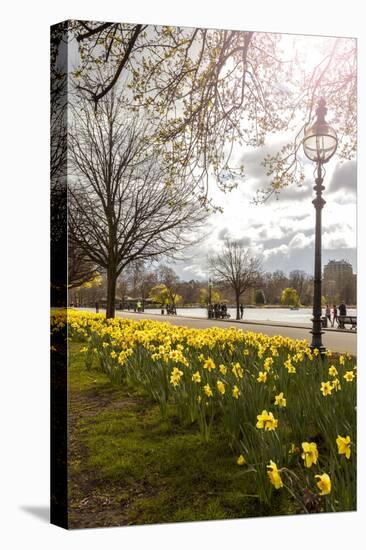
[303, 98, 338, 354]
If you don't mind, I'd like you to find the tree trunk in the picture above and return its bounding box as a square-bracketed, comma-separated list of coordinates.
[235, 292, 240, 320]
[106, 265, 117, 319]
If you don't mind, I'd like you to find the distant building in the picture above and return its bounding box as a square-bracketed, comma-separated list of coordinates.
[323, 259, 353, 280]
[323, 260, 356, 305]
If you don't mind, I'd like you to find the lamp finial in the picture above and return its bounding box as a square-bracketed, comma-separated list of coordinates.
[316, 97, 327, 123]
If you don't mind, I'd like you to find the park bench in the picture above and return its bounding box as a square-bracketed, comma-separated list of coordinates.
[337, 315, 357, 330]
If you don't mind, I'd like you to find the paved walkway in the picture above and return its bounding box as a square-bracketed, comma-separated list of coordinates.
[95, 309, 357, 355]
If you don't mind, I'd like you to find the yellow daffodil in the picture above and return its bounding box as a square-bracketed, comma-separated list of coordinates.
[192, 371, 201, 383]
[315, 473, 331, 495]
[274, 392, 287, 408]
[237, 454, 246, 466]
[118, 351, 127, 365]
[301, 441, 318, 468]
[169, 349, 180, 361]
[232, 362, 244, 379]
[204, 384, 213, 397]
[256, 410, 278, 431]
[203, 357, 216, 371]
[336, 435, 351, 459]
[264, 357, 274, 372]
[328, 365, 338, 377]
[170, 367, 183, 387]
[343, 371, 355, 382]
[257, 371, 267, 383]
[61, 308, 357, 491]
[284, 358, 297, 374]
[320, 381, 333, 396]
[267, 460, 283, 489]
[219, 364, 227, 375]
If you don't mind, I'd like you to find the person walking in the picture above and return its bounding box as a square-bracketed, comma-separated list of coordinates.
[338, 302, 347, 329]
[332, 304, 338, 328]
[214, 303, 218, 319]
[325, 304, 331, 325]
[240, 303, 244, 319]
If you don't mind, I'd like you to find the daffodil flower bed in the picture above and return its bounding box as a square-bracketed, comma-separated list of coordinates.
[52, 309, 356, 513]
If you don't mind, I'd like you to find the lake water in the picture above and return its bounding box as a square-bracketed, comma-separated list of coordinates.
[143, 307, 357, 326]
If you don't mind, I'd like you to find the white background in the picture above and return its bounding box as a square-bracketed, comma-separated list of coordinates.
[0, 1, 364, 548]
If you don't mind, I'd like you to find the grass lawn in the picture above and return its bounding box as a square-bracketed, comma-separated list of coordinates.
[68, 343, 296, 528]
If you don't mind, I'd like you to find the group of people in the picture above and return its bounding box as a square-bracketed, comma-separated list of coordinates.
[161, 304, 177, 315]
[325, 302, 347, 328]
[208, 303, 230, 319]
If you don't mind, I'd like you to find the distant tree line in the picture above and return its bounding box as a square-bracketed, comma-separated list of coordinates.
[69, 264, 306, 308]
[70, 260, 356, 310]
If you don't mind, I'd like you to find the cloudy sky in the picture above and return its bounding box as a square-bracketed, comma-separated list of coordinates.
[170, 151, 356, 281]
[152, 33, 357, 282]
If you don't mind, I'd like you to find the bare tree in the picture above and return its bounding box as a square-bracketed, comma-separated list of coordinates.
[209, 239, 261, 319]
[126, 261, 158, 309]
[68, 93, 208, 318]
[289, 270, 307, 303]
[68, 243, 99, 289]
[261, 270, 289, 304]
[51, 24, 69, 307]
[116, 274, 129, 307]
[158, 265, 181, 307]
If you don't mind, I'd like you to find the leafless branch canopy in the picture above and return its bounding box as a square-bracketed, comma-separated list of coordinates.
[66, 21, 356, 201]
[209, 239, 262, 318]
[68, 243, 99, 289]
[68, 91, 209, 315]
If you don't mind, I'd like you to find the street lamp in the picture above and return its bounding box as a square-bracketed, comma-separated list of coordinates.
[208, 277, 213, 319]
[303, 98, 338, 354]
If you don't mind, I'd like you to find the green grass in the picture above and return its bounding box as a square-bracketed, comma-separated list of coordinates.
[68, 343, 295, 528]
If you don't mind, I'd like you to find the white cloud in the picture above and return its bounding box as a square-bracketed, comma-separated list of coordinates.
[163, 142, 356, 279]
[263, 244, 289, 258]
[323, 234, 355, 250]
[288, 233, 314, 249]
